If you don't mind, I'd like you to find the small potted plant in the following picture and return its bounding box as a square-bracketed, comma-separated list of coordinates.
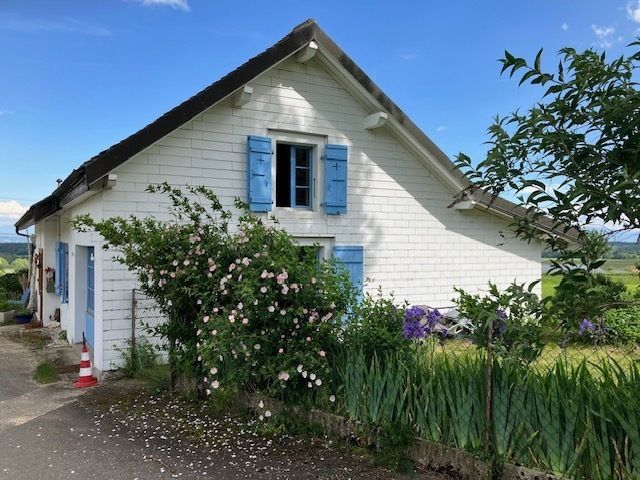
[14, 307, 33, 325]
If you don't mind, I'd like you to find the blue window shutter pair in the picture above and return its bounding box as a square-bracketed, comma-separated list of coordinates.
[324, 145, 348, 215]
[333, 246, 364, 302]
[247, 136, 273, 212]
[246, 135, 348, 214]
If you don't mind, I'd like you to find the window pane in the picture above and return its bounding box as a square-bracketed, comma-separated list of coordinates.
[295, 187, 309, 206]
[295, 167, 309, 187]
[275, 144, 291, 207]
[295, 148, 310, 168]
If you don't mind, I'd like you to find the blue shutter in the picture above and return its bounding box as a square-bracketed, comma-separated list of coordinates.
[62, 243, 69, 303]
[54, 241, 63, 296]
[324, 144, 348, 214]
[333, 246, 364, 302]
[247, 135, 272, 212]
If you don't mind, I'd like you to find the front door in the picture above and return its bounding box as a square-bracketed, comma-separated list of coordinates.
[86, 247, 95, 347]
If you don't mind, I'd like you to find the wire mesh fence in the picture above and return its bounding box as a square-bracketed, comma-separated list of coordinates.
[131, 288, 168, 356]
[409, 326, 640, 478]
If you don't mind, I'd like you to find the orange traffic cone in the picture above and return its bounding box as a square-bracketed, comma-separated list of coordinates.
[73, 335, 98, 388]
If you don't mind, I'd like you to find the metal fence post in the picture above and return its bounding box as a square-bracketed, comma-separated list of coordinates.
[131, 288, 137, 353]
[485, 313, 494, 456]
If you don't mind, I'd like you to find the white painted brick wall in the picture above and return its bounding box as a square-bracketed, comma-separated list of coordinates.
[47, 56, 541, 371]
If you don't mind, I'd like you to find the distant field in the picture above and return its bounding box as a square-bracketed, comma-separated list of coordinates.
[542, 257, 639, 274]
[542, 272, 640, 299]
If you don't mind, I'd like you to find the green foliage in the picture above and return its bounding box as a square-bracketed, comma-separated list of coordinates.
[342, 289, 409, 361]
[375, 420, 415, 473]
[117, 338, 161, 378]
[0, 296, 10, 312]
[456, 44, 640, 249]
[454, 282, 544, 364]
[549, 234, 628, 331]
[335, 348, 640, 479]
[10, 258, 28, 272]
[0, 271, 25, 298]
[33, 361, 58, 384]
[552, 271, 627, 332]
[196, 211, 354, 402]
[603, 307, 640, 344]
[337, 349, 487, 451]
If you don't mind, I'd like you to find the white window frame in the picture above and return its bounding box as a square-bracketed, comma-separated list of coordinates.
[269, 130, 326, 213]
[293, 236, 334, 261]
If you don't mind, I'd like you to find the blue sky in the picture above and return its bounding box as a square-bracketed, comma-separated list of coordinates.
[1, 0, 639, 240]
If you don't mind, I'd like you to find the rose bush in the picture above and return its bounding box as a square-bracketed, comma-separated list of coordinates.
[73, 183, 355, 401]
[195, 212, 354, 402]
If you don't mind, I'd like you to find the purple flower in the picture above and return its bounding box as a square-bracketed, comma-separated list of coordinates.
[425, 309, 443, 333]
[405, 306, 426, 323]
[403, 319, 426, 339]
[579, 319, 595, 336]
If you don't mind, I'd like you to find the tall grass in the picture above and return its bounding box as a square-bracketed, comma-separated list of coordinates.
[335, 347, 640, 479]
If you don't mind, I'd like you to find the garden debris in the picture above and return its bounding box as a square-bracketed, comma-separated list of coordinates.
[80, 383, 454, 479]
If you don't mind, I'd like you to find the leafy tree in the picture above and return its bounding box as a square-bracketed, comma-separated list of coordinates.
[455, 42, 640, 252]
[10, 258, 28, 272]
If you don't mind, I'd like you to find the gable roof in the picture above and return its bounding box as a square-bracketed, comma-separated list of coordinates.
[15, 19, 578, 242]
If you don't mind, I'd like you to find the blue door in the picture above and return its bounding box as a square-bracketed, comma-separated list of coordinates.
[86, 247, 95, 347]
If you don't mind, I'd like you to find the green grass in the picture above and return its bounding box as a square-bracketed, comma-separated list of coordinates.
[33, 361, 59, 384]
[436, 337, 640, 376]
[542, 272, 640, 299]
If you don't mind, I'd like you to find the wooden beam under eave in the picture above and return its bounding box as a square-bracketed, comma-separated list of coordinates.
[232, 85, 253, 108]
[295, 41, 319, 63]
[364, 112, 388, 130]
[453, 199, 477, 210]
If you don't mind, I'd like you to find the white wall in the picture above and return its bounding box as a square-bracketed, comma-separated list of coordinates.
[35, 218, 59, 325]
[41, 56, 542, 371]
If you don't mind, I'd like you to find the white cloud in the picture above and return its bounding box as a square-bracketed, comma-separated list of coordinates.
[133, 0, 191, 11]
[435, 125, 447, 132]
[627, 1, 640, 23]
[400, 53, 417, 61]
[0, 200, 27, 226]
[561, 22, 569, 31]
[0, 13, 112, 36]
[591, 24, 616, 48]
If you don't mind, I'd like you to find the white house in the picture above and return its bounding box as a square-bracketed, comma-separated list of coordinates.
[15, 20, 573, 374]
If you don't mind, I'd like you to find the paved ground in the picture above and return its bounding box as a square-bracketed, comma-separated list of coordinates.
[0, 325, 457, 479]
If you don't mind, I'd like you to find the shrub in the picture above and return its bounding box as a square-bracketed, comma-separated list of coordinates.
[603, 306, 640, 344]
[454, 282, 544, 364]
[195, 212, 354, 402]
[0, 271, 26, 298]
[342, 289, 408, 360]
[552, 271, 627, 331]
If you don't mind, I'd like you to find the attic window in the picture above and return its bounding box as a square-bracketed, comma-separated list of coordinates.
[276, 144, 313, 208]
